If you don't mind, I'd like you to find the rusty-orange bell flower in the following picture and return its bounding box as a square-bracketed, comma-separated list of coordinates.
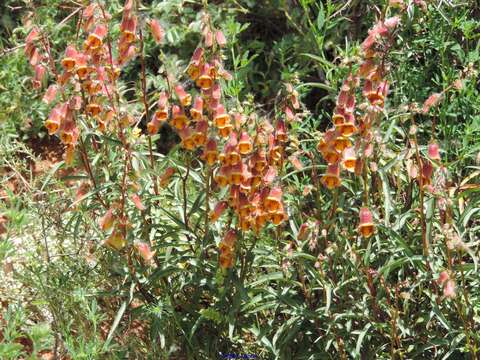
[264, 187, 282, 213]
[228, 162, 244, 185]
[358, 207, 375, 238]
[190, 96, 203, 121]
[342, 147, 357, 173]
[61, 45, 78, 71]
[224, 133, 241, 165]
[210, 201, 228, 222]
[214, 104, 230, 128]
[196, 63, 213, 90]
[203, 138, 218, 165]
[218, 123, 233, 138]
[215, 166, 230, 187]
[321, 163, 341, 189]
[238, 131, 253, 155]
[171, 105, 189, 129]
[179, 126, 195, 150]
[175, 84, 192, 107]
[45, 105, 65, 135]
[271, 203, 286, 225]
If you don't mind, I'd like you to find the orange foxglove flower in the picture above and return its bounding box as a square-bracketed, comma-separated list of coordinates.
[268, 142, 283, 164]
[336, 116, 357, 137]
[147, 118, 160, 135]
[59, 115, 79, 145]
[204, 29, 213, 47]
[321, 163, 341, 189]
[238, 193, 253, 218]
[190, 96, 203, 120]
[333, 135, 352, 152]
[61, 45, 78, 71]
[157, 91, 169, 108]
[422, 93, 443, 114]
[252, 150, 267, 172]
[342, 147, 357, 172]
[264, 187, 282, 213]
[250, 169, 263, 189]
[45, 105, 64, 135]
[203, 138, 218, 165]
[105, 64, 121, 81]
[171, 105, 189, 129]
[358, 207, 375, 238]
[222, 229, 237, 249]
[322, 146, 341, 165]
[192, 120, 208, 146]
[228, 162, 244, 185]
[275, 119, 288, 142]
[196, 63, 213, 90]
[215, 166, 230, 187]
[240, 166, 253, 192]
[154, 107, 169, 122]
[212, 83, 221, 100]
[218, 123, 233, 138]
[175, 84, 192, 107]
[290, 155, 303, 170]
[224, 133, 240, 165]
[86, 103, 102, 117]
[443, 280, 456, 299]
[120, 16, 137, 43]
[179, 126, 195, 150]
[84, 24, 107, 51]
[420, 159, 433, 187]
[32, 64, 46, 89]
[297, 222, 310, 241]
[366, 91, 384, 107]
[210, 201, 228, 222]
[219, 252, 234, 269]
[332, 113, 345, 126]
[271, 203, 286, 225]
[263, 166, 277, 185]
[187, 48, 203, 79]
[75, 53, 89, 80]
[238, 131, 252, 155]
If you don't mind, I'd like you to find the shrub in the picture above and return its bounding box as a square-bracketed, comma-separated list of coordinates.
[1, 0, 479, 359]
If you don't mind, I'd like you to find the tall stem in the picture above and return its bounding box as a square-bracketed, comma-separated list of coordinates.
[138, 26, 159, 196]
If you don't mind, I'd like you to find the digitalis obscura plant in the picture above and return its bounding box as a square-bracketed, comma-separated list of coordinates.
[317, 10, 402, 239]
[26, 0, 295, 271]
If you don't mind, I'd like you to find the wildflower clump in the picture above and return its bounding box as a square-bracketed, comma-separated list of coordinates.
[145, 13, 295, 268]
[317, 13, 402, 238]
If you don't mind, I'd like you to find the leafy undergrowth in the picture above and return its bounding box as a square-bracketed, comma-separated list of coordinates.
[1, 1, 480, 359]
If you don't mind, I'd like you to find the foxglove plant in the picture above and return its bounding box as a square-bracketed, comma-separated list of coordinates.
[27, 0, 295, 272]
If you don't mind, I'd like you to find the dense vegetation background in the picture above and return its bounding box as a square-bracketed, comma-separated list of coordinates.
[0, 0, 479, 359]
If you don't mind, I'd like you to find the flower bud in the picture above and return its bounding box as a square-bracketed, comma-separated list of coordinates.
[428, 142, 441, 161]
